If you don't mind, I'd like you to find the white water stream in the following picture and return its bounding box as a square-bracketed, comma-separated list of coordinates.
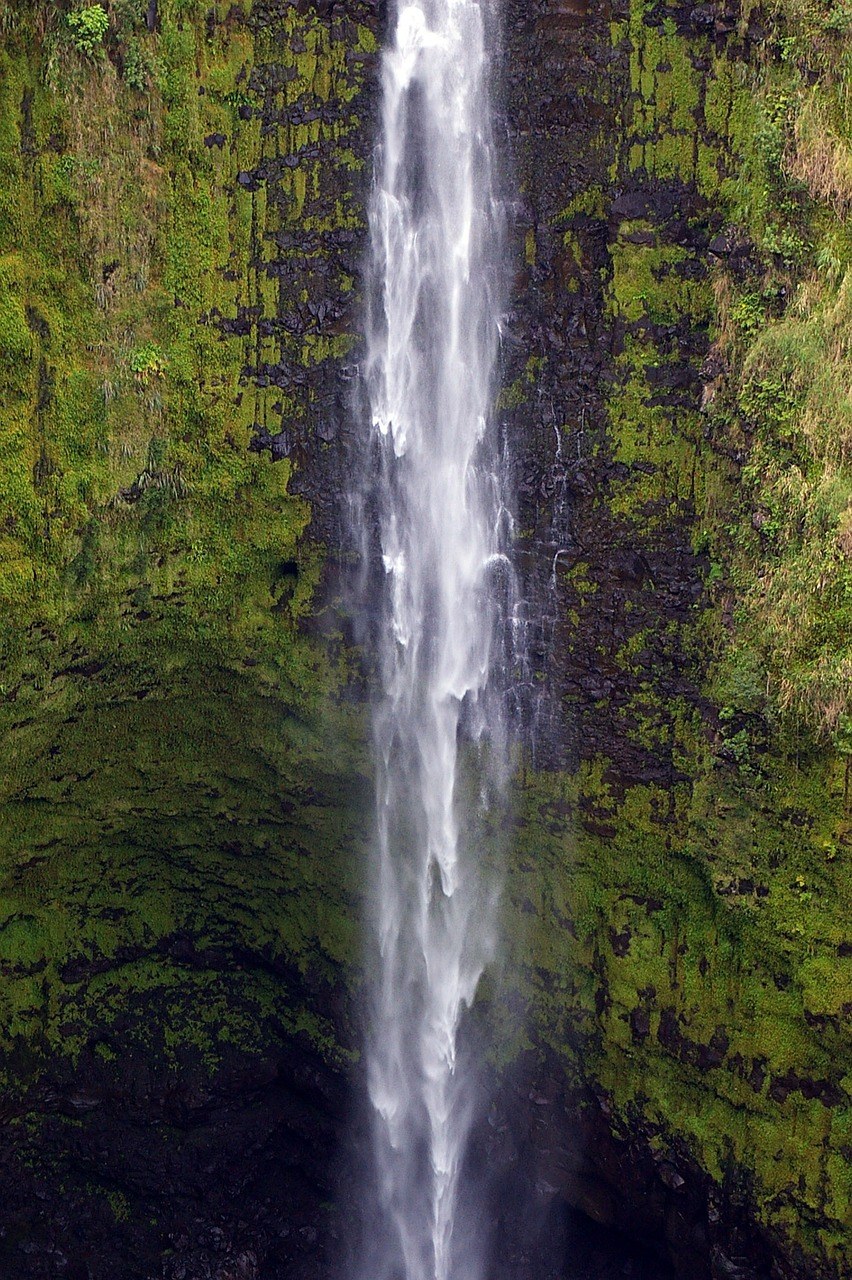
[362, 3, 508, 1280]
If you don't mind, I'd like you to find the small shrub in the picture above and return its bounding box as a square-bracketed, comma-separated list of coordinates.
[112, 0, 145, 37]
[123, 37, 151, 92]
[716, 647, 767, 717]
[834, 713, 852, 754]
[730, 293, 766, 338]
[129, 342, 167, 380]
[824, 1, 852, 35]
[67, 5, 109, 58]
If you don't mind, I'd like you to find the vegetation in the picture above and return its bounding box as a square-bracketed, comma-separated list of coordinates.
[66, 6, 109, 59]
[0, 0, 373, 1106]
[699, 0, 852, 741]
[533, 0, 852, 1270]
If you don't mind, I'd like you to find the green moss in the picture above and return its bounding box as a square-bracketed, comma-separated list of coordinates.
[555, 186, 607, 222]
[497, 354, 546, 411]
[498, 757, 851, 1272]
[0, 651, 370, 1075]
[494, 7, 852, 1270]
[0, 0, 375, 1098]
[0, 257, 32, 370]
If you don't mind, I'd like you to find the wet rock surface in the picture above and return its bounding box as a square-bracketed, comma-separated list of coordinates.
[481, 1053, 778, 1280]
[0, 1043, 344, 1279]
[498, 0, 714, 780]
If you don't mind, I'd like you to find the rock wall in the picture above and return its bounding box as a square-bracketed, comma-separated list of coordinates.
[492, 0, 851, 1276]
[0, 2, 374, 1274]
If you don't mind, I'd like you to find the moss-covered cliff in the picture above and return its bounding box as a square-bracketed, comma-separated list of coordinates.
[0, 1, 374, 1274]
[0, 0, 851, 1278]
[496, 0, 851, 1275]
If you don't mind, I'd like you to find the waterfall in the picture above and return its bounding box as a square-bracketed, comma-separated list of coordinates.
[359, 3, 508, 1280]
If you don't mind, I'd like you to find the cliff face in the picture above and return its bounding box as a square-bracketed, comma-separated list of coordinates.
[493, 2, 852, 1276]
[0, 2, 374, 1274]
[0, 1, 850, 1279]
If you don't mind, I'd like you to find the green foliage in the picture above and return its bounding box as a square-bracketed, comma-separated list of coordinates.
[111, 0, 146, 37]
[0, 0, 376, 1091]
[122, 36, 152, 92]
[707, 270, 852, 734]
[539, 8, 852, 1272]
[833, 714, 852, 754]
[501, 754, 851, 1273]
[128, 341, 166, 378]
[714, 646, 767, 719]
[66, 5, 109, 58]
[0, 653, 367, 1068]
[1, 0, 848, 1273]
[730, 292, 768, 337]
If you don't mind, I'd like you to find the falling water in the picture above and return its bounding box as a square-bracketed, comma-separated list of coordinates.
[360, 3, 508, 1280]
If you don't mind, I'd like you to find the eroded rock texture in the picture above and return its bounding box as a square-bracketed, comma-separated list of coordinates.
[491, 2, 851, 1277]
